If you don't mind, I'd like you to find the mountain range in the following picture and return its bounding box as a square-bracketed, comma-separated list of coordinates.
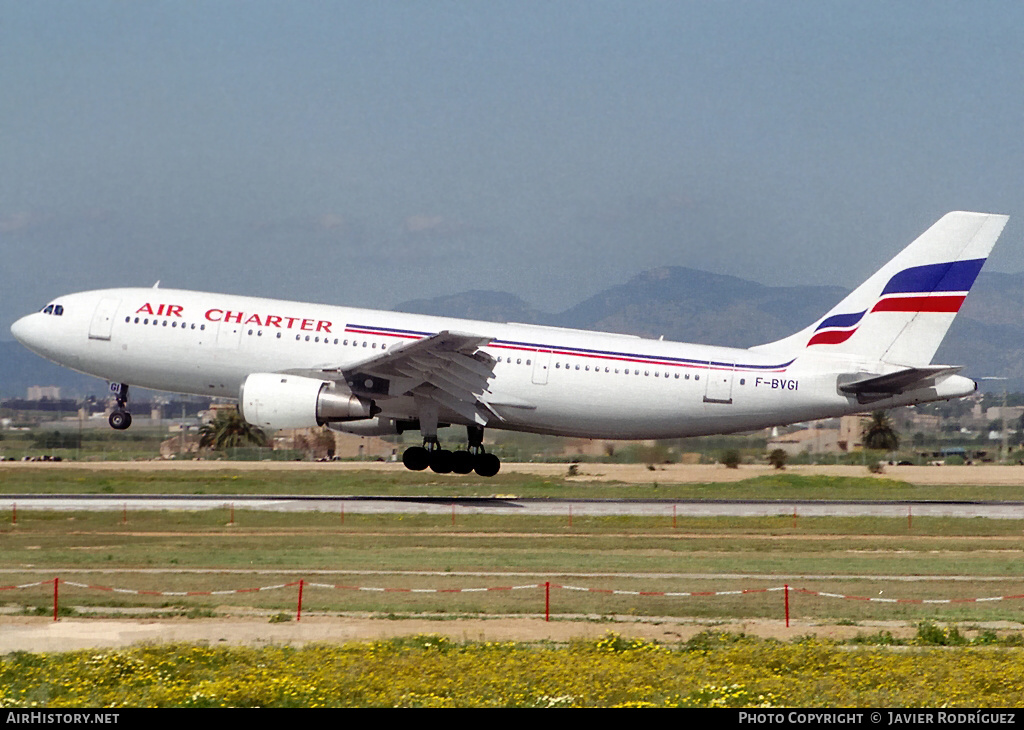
[398, 267, 1024, 390]
[3, 267, 1022, 398]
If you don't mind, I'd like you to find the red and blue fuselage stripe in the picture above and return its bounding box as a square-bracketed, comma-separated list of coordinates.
[345, 324, 794, 372]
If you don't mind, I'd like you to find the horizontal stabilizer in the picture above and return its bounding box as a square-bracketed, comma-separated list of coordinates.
[838, 366, 964, 404]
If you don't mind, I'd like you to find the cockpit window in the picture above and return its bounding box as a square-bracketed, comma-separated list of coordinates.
[42, 304, 54, 314]
[54, 305, 63, 316]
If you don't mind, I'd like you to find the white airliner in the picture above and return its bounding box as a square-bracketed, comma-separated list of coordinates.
[10, 211, 1008, 476]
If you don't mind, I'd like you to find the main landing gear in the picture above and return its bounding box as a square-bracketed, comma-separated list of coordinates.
[402, 425, 500, 477]
[108, 383, 132, 430]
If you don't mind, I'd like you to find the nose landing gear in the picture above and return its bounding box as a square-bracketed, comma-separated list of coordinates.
[107, 383, 132, 430]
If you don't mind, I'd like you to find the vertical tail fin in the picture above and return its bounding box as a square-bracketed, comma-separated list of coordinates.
[752, 211, 1009, 365]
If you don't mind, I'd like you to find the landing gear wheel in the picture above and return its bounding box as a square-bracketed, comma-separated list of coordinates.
[474, 453, 500, 478]
[402, 446, 429, 471]
[108, 410, 132, 430]
[451, 450, 475, 474]
[429, 449, 454, 474]
[108, 383, 132, 430]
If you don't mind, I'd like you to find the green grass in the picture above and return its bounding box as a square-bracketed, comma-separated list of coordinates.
[3, 505, 1024, 623]
[3, 466, 1024, 500]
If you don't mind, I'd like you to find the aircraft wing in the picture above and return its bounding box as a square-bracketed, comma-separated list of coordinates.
[286, 330, 500, 425]
[838, 365, 965, 404]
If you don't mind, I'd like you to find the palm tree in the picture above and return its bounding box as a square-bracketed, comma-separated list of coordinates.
[198, 407, 269, 450]
[861, 410, 899, 451]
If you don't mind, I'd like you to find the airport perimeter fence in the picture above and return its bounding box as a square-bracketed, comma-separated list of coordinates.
[4, 576, 1024, 627]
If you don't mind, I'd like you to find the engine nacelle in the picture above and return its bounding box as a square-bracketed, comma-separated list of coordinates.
[331, 417, 401, 436]
[239, 373, 377, 430]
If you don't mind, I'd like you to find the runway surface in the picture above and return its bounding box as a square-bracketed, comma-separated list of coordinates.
[5, 494, 1024, 518]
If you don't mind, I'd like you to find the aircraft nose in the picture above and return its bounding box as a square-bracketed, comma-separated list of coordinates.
[10, 313, 42, 351]
[10, 314, 31, 343]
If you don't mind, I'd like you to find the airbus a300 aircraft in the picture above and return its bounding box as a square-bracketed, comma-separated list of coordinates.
[10, 211, 1008, 477]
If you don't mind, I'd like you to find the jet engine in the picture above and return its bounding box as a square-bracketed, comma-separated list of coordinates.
[239, 373, 378, 430]
[332, 417, 400, 436]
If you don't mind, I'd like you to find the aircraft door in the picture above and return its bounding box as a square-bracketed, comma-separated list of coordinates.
[215, 321, 243, 350]
[88, 297, 121, 341]
[532, 349, 552, 385]
[703, 363, 734, 404]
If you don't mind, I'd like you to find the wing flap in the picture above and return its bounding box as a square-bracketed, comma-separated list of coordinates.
[285, 329, 508, 425]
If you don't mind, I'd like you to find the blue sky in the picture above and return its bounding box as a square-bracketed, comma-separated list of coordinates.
[3, 1, 1023, 331]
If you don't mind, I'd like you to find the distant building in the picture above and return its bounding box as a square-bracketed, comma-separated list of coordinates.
[275, 427, 396, 460]
[27, 385, 61, 400]
[986, 406, 1024, 422]
[767, 415, 866, 455]
[768, 426, 841, 456]
[908, 412, 941, 430]
[838, 415, 864, 451]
